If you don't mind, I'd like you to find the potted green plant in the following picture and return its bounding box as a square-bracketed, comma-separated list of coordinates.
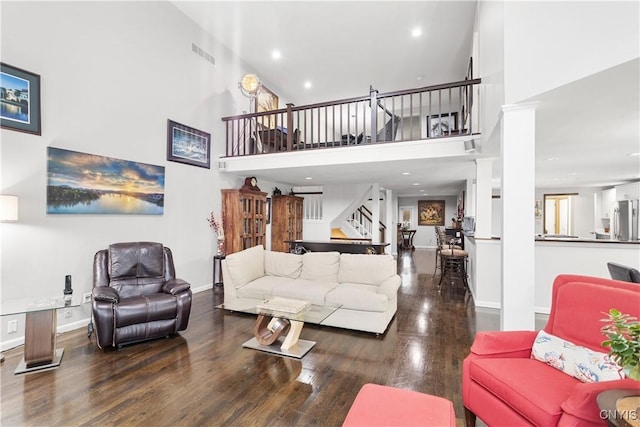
[601, 308, 640, 380]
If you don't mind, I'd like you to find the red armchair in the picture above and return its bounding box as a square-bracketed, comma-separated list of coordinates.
[462, 274, 640, 426]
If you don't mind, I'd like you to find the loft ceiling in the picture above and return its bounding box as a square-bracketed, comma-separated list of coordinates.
[173, 1, 640, 197]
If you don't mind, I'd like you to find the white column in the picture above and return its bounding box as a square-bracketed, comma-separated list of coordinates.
[465, 179, 475, 217]
[501, 103, 537, 331]
[372, 183, 380, 244]
[474, 159, 493, 238]
[385, 189, 394, 254]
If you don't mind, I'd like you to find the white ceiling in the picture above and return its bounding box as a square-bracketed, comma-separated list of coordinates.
[173, 1, 640, 197]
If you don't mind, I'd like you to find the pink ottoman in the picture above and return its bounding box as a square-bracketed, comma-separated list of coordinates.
[342, 383, 456, 427]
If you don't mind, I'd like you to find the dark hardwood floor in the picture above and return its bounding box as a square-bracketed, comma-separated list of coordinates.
[0, 249, 499, 426]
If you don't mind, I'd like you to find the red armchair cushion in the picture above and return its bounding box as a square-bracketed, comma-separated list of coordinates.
[470, 358, 577, 425]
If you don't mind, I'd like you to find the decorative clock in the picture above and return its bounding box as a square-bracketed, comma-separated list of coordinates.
[242, 176, 260, 192]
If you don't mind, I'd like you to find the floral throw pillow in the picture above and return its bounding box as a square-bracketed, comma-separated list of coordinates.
[531, 330, 625, 383]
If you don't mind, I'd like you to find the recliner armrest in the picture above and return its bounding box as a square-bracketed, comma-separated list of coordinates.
[92, 286, 119, 303]
[163, 278, 190, 295]
[470, 330, 538, 358]
[561, 378, 639, 425]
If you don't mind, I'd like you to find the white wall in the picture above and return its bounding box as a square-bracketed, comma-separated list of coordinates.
[475, 0, 505, 141]
[467, 237, 640, 313]
[0, 1, 290, 346]
[503, 1, 639, 104]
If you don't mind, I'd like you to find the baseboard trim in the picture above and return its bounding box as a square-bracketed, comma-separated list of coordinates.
[0, 284, 214, 352]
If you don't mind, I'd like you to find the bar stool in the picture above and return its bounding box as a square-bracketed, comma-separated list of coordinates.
[438, 247, 469, 293]
[433, 227, 462, 275]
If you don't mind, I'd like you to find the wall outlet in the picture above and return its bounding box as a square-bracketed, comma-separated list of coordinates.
[82, 292, 92, 303]
[7, 320, 17, 334]
[63, 308, 72, 318]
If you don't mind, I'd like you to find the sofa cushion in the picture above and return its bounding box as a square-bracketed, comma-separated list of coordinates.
[325, 283, 389, 312]
[265, 251, 302, 279]
[338, 254, 396, 285]
[531, 330, 624, 383]
[469, 357, 577, 426]
[300, 252, 340, 282]
[225, 245, 265, 288]
[271, 279, 337, 306]
[236, 275, 293, 300]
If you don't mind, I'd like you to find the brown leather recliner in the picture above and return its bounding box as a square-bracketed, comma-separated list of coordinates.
[92, 242, 192, 349]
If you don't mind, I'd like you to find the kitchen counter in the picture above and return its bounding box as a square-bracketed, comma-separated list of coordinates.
[535, 236, 640, 244]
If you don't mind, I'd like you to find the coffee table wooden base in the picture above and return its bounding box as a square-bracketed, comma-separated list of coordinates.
[245, 316, 315, 358]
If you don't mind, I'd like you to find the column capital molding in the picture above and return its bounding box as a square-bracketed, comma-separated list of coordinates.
[501, 101, 539, 114]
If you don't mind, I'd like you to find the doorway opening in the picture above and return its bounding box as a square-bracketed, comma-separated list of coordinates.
[543, 193, 578, 236]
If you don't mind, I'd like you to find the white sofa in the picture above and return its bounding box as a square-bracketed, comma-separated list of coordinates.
[221, 245, 401, 334]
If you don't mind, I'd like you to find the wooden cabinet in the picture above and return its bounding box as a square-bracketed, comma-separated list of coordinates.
[271, 195, 304, 252]
[222, 189, 267, 255]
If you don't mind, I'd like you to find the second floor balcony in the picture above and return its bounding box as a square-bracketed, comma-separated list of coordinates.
[222, 74, 481, 159]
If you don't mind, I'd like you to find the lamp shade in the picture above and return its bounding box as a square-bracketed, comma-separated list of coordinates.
[0, 195, 18, 221]
[239, 74, 261, 96]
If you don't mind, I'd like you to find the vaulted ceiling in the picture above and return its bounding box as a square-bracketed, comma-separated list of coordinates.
[173, 1, 639, 196]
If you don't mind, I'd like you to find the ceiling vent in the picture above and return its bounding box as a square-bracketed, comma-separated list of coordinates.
[192, 43, 216, 67]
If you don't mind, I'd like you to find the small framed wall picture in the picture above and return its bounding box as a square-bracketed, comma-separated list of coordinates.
[424, 112, 458, 137]
[1, 63, 42, 135]
[166, 119, 211, 168]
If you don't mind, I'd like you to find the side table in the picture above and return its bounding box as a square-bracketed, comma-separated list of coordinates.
[213, 255, 225, 285]
[1, 296, 80, 374]
[597, 389, 640, 427]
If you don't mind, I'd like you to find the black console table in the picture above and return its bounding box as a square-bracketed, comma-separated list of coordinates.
[285, 240, 389, 255]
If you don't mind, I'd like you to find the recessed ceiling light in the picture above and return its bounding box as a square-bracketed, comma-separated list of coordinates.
[304, 81, 312, 89]
[411, 27, 422, 38]
[546, 157, 560, 161]
[412, 183, 420, 186]
[271, 50, 281, 60]
[628, 152, 640, 157]
[402, 172, 410, 175]
[419, 190, 425, 192]
[416, 75, 423, 81]
[305, 176, 312, 180]
[567, 172, 577, 176]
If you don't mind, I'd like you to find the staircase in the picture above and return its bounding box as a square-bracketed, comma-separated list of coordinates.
[329, 185, 387, 244]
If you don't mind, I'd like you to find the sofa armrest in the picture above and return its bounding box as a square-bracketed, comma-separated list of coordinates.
[163, 278, 191, 295]
[561, 378, 640, 425]
[92, 286, 119, 303]
[377, 275, 401, 300]
[470, 330, 538, 358]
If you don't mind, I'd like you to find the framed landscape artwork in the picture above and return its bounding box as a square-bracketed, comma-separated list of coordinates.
[47, 147, 165, 215]
[0, 63, 41, 135]
[418, 200, 445, 226]
[167, 119, 211, 168]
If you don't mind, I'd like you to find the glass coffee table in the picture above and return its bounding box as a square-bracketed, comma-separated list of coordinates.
[218, 299, 341, 359]
[1, 296, 80, 374]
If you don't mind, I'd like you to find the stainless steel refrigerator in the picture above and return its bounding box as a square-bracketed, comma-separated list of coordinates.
[613, 199, 639, 241]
